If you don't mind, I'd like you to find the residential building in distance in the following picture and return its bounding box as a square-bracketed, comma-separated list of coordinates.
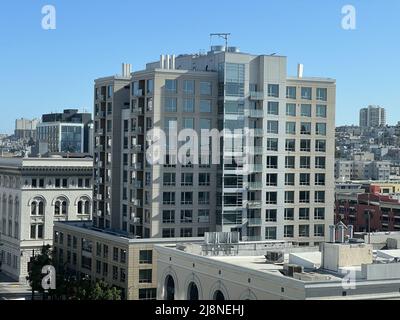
[335, 159, 391, 181]
[93, 45, 336, 246]
[53, 221, 202, 300]
[14, 118, 39, 140]
[0, 156, 93, 282]
[359, 105, 386, 129]
[36, 109, 93, 155]
[156, 231, 400, 300]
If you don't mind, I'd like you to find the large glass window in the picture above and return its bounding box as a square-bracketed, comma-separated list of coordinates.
[286, 122, 296, 135]
[301, 104, 312, 117]
[200, 100, 212, 113]
[267, 121, 279, 134]
[267, 102, 279, 115]
[225, 63, 245, 97]
[316, 123, 327, 136]
[286, 103, 296, 116]
[183, 80, 195, 94]
[268, 84, 279, 98]
[183, 99, 195, 113]
[316, 105, 327, 118]
[286, 86, 296, 99]
[165, 80, 177, 93]
[301, 87, 312, 100]
[61, 125, 83, 153]
[165, 98, 177, 112]
[316, 88, 327, 101]
[200, 82, 212, 95]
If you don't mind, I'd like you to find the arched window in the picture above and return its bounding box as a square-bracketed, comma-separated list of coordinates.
[77, 197, 91, 215]
[31, 198, 45, 216]
[8, 196, 13, 218]
[165, 275, 175, 301]
[213, 290, 225, 301]
[187, 282, 199, 301]
[54, 198, 68, 215]
[14, 198, 19, 220]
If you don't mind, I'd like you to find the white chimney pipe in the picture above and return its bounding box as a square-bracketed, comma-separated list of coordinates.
[171, 55, 176, 70]
[165, 55, 170, 70]
[160, 55, 165, 69]
[338, 225, 345, 243]
[348, 225, 354, 239]
[297, 63, 304, 78]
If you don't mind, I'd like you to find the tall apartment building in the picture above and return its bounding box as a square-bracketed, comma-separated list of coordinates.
[36, 109, 93, 155]
[14, 118, 39, 140]
[0, 157, 93, 282]
[93, 46, 336, 246]
[359, 105, 386, 128]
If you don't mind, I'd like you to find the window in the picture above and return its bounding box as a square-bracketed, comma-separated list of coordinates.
[198, 192, 210, 205]
[299, 208, 310, 220]
[315, 173, 326, 186]
[265, 227, 277, 240]
[267, 121, 278, 134]
[181, 173, 193, 186]
[183, 118, 194, 129]
[301, 87, 312, 100]
[316, 123, 327, 136]
[266, 209, 277, 222]
[180, 210, 193, 223]
[284, 225, 294, 238]
[268, 84, 279, 98]
[183, 99, 195, 113]
[266, 174, 278, 186]
[267, 138, 278, 151]
[286, 86, 296, 99]
[147, 79, 154, 94]
[299, 191, 310, 203]
[267, 102, 279, 115]
[102, 263, 108, 276]
[180, 228, 193, 237]
[113, 247, 119, 262]
[285, 156, 295, 169]
[314, 224, 325, 237]
[200, 100, 212, 113]
[266, 192, 277, 204]
[316, 105, 327, 118]
[200, 81, 212, 95]
[316, 88, 327, 101]
[286, 122, 296, 135]
[139, 288, 157, 301]
[96, 260, 101, 274]
[315, 140, 326, 152]
[163, 192, 175, 205]
[81, 256, 92, 270]
[225, 63, 245, 97]
[299, 225, 310, 238]
[165, 79, 177, 93]
[120, 249, 127, 264]
[285, 191, 295, 204]
[285, 208, 294, 221]
[139, 269, 152, 283]
[54, 198, 67, 215]
[301, 122, 311, 135]
[199, 173, 210, 186]
[267, 156, 278, 169]
[139, 250, 153, 264]
[162, 228, 175, 238]
[198, 209, 210, 223]
[162, 210, 175, 224]
[300, 173, 310, 186]
[301, 104, 312, 117]
[315, 191, 325, 204]
[315, 157, 326, 169]
[181, 192, 193, 205]
[183, 80, 195, 94]
[300, 140, 311, 152]
[285, 139, 296, 152]
[286, 103, 296, 116]
[73, 236, 77, 249]
[163, 173, 176, 186]
[165, 98, 177, 112]
[314, 208, 325, 220]
[112, 266, 118, 280]
[285, 173, 295, 186]
[120, 268, 126, 282]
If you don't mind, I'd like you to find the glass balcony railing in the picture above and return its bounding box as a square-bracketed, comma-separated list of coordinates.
[249, 91, 264, 100]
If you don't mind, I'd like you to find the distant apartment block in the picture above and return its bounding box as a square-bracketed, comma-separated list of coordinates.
[0, 157, 93, 282]
[14, 118, 39, 140]
[36, 109, 93, 155]
[359, 105, 386, 129]
[93, 45, 336, 246]
[335, 159, 391, 181]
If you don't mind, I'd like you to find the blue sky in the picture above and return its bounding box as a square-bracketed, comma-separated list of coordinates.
[0, 0, 399, 133]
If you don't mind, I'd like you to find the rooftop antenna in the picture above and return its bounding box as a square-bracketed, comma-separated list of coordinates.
[210, 33, 231, 49]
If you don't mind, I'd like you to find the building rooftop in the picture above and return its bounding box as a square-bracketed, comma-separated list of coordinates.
[0, 156, 93, 169]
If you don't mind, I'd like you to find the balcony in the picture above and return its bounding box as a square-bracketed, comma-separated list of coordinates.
[245, 109, 264, 118]
[132, 127, 143, 134]
[249, 92, 264, 100]
[247, 146, 263, 154]
[131, 107, 143, 114]
[132, 163, 143, 170]
[132, 145, 143, 153]
[247, 165, 263, 173]
[246, 200, 262, 208]
[133, 89, 144, 97]
[243, 235, 262, 241]
[132, 180, 143, 189]
[132, 199, 142, 207]
[248, 182, 262, 190]
[247, 218, 262, 226]
[251, 129, 264, 137]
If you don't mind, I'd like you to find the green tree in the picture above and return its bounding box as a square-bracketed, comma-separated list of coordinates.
[26, 245, 53, 300]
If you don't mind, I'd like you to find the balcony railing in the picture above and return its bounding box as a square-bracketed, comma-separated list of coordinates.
[246, 200, 262, 208]
[245, 109, 264, 118]
[249, 91, 264, 100]
[248, 182, 262, 190]
[247, 218, 262, 226]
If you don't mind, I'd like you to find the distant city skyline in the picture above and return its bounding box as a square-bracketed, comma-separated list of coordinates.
[1, 0, 400, 133]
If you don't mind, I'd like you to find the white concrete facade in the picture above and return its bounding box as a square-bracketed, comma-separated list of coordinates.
[0, 157, 93, 282]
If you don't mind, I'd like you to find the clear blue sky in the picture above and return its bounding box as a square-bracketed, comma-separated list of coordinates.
[0, 0, 399, 133]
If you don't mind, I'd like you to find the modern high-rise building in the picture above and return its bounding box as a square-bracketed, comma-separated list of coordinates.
[93, 46, 336, 246]
[359, 105, 386, 128]
[36, 109, 93, 155]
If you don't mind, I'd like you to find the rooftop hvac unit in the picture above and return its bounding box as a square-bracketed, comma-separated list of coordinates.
[265, 251, 284, 264]
[286, 264, 304, 277]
